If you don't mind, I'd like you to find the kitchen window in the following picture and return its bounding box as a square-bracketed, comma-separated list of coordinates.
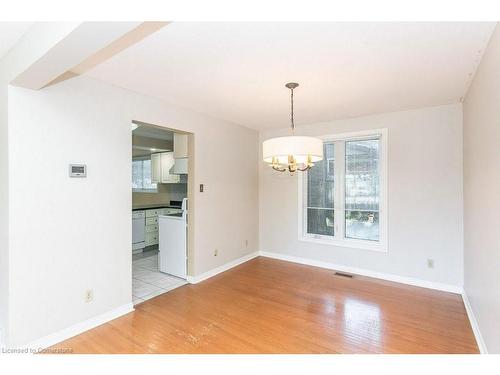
[132, 158, 157, 192]
[298, 129, 387, 252]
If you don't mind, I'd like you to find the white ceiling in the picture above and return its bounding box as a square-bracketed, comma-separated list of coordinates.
[85, 22, 496, 130]
[0, 22, 33, 60]
[133, 123, 174, 141]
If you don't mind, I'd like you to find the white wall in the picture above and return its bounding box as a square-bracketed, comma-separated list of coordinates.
[0, 80, 9, 345]
[260, 103, 464, 287]
[463, 25, 500, 353]
[0, 22, 82, 346]
[6, 76, 259, 346]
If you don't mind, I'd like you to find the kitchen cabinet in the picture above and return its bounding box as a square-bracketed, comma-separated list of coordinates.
[174, 133, 188, 158]
[145, 232, 159, 246]
[151, 153, 162, 183]
[173, 133, 189, 175]
[160, 152, 180, 183]
[145, 208, 162, 217]
[145, 224, 159, 233]
[146, 217, 158, 225]
[142, 207, 183, 247]
[151, 152, 180, 184]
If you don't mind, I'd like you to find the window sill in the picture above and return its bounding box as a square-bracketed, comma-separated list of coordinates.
[299, 235, 388, 253]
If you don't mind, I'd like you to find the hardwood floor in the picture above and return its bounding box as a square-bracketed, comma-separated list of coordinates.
[50, 257, 479, 354]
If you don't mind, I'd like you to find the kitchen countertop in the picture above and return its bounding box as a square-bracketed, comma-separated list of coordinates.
[132, 204, 182, 211]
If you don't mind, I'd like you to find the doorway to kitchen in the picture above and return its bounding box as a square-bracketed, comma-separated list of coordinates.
[131, 120, 193, 305]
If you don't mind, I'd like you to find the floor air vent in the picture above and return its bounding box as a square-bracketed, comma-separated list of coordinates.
[334, 272, 354, 278]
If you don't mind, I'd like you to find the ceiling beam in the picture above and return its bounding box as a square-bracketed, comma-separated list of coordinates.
[7, 22, 167, 90]
[0, 22, 80, 83]
[69, 22, 168, 76]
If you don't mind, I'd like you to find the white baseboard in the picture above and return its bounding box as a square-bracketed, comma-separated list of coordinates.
[462, 292, 488, 354]
[14, 251, 260, 350]
[23, 303, 134, 351]
[187, 251, 259, 284]
[7, 251, 472, 351]
[259, 251, 463, 294]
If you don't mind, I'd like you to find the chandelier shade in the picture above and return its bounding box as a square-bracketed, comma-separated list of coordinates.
[263, 136, 323, 165]
[262, 82, 323, 173]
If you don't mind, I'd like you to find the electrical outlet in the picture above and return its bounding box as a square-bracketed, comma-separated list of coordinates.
[214, 249, 218, 256]
[427, 259, 435, 269]
[85, 289, 94, 303]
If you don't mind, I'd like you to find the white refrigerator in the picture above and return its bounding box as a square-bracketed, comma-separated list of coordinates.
[158, 199, 187, 278]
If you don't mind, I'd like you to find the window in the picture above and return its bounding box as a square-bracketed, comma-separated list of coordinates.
[307, 143, 335, 236]
[299, 129, 387, 251]
[345, 139, 380, 241]
[132, 158, 157, 192]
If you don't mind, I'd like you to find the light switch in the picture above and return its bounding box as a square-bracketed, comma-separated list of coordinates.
[200, 184, 204, 192]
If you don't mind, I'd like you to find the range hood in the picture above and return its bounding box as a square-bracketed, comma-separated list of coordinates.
[173, 158, 188, 174]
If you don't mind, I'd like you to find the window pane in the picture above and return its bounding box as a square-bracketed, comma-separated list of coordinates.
[345, 211, 379, 241]
[345, 139, 379, 241]
[142, 159, 157, 190]
[307, 143, 335, 236]
[132, 159, 157, 191]
[307, 208, 335, 236]
[132, 160, 142, 189]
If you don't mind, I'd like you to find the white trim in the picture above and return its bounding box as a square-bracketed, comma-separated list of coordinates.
[22, 303, 134, 351]
[461, 292, 488, 354]
[259, 251, 462, 294]
[298, 128, 388, 253]
[187, 251, 259, 284]
[298, 234, 387, 252]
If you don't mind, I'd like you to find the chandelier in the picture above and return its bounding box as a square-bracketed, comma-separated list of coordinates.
[262, 83, 323, 174]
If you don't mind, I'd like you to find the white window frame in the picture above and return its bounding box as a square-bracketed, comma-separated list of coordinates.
[298, 128, 388, 252]
[132, 158, 158, 193]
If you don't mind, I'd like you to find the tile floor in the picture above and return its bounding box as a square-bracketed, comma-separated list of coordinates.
[132, 251, 187, 305]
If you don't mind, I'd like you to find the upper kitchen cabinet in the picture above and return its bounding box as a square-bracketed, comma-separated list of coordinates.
[173, 133, 188, 158]
[161, 152, 180, 183]
[151, 153, 162, 183]
[173, 133, 189, 174]
[151, 152, 180, 184]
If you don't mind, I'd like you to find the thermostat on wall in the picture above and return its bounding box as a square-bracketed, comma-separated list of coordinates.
[69, 164, 87, 177]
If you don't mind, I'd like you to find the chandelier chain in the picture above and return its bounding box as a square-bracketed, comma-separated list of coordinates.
[290, 86, 295, 135]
